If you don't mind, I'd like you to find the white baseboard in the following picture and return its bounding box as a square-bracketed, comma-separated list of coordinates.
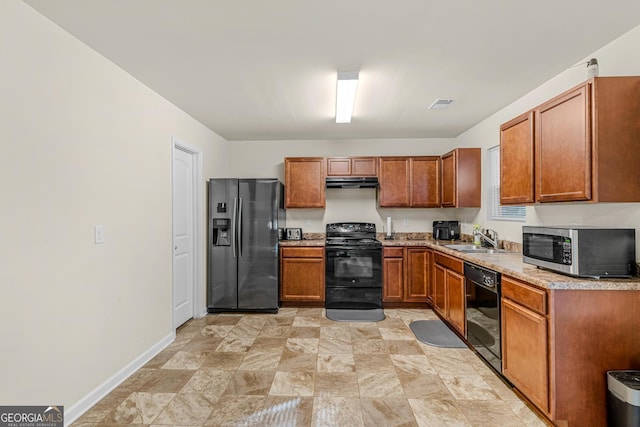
[64, 331, 175, 426]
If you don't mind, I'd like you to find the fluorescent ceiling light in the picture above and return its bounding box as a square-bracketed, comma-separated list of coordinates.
[336, 71, 359, 123]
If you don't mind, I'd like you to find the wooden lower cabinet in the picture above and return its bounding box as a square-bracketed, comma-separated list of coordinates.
[383, 251, 404, 302]
[502, 297, 549, 413]
[445, 269, 465, 334]
[432, 252, 465, 335]
[432, 264, 446, 313]
[405, 248, 431, 301]
[501, 275, 640, 427]
[280, 247, 324, 302]
[383, 247, 431, 304]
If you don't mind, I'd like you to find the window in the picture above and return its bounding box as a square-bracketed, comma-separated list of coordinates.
[488, 145, 525, 221]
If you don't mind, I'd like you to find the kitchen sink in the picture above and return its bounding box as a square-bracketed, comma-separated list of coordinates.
[444, 244, 507, 254]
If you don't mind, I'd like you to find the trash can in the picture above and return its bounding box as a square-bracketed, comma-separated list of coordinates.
[607, 370, 640, 427]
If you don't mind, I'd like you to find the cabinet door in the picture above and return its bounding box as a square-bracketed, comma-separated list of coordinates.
[441, 152, 456, 207]
[536, 84, 591, 202]
[383, 257, 404, 302]
[446, 270, 465, 335]
[410, 157, 441, 207]
[280, 257, 325, 301]
[405, 248, 430, 301]
[285, 157, 325, 208]
[326, 157, 351, 176]
[378, 157, 410, 207]
[433, 264, 446, 315]
[352, 157, 377, 176]
[502, 298, 549, 413]
[500, 111, 535, 204]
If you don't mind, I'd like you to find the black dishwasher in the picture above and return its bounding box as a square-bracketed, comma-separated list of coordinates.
[465, 262, 502, 373]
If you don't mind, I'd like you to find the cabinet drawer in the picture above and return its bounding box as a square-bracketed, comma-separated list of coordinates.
[281, 247, 324, 258]
[384, 247, 404, 258]
[434, 252, 463, 275]
[502, 276, 547, 315]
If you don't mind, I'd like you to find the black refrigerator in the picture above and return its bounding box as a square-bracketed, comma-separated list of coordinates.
[207, 178, 285, 313]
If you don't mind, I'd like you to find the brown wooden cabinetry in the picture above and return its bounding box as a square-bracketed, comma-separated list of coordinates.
[284, 157, 325, 208]
[280, 247, 325, 302]
[378, 157, 411, 207]
[410, 157, 441, 207]
[500, 111, 535, 204]
[501, 274, 640, 427]
[501, 276, 549, 413]
[432, 252, 465, 334]
[405, 248, 431, 301]
[383, 247, 404, 302]
[326, 157, 377, 176]
[500, 76, 640, 204]
[383, 246, 431, 304]
[378, 157, 441, 207]
[440, 148, 481, 208]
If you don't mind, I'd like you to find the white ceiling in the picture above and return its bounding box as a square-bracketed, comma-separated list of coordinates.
[24, 0, 640, 141]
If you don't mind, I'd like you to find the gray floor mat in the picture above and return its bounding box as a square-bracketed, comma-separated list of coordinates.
[409, 319, 467, 348]
[325, 308, 386, 322]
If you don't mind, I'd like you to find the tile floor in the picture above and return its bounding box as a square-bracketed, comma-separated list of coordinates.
[72, 308, 549, 426]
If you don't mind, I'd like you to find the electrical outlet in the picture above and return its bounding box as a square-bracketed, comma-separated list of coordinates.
[94, 225, 105, 244]
[402, 218, 409, 226]
[304, 219, 311, 227]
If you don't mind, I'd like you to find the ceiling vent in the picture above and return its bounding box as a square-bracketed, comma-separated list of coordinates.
[428, 99, 454, 110]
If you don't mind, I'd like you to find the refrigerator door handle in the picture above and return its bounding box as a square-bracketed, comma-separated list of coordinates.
[238, 197, 243, 257]
[232, 197, 238, 258]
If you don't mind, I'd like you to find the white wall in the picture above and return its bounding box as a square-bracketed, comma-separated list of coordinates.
[228, 138, 459, 232]
[455, 23, 640, 252]
[0, 0, 229, 413]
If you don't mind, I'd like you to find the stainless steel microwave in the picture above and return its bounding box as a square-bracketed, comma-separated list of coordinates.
[522, 226, 636, 278]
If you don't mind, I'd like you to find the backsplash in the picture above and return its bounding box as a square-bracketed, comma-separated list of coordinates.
[296, 231, 523, 252]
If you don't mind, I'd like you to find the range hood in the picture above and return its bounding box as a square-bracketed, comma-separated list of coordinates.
[325, 176, 379, 188]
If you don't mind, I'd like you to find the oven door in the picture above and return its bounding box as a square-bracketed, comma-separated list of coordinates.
[325, 247, 382, 288]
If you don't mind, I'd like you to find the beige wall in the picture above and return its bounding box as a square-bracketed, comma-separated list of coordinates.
[3, 0, 639, 418]
[0, 0, 228, 410]
[455, 24, 640, 251]
[230, 25, 640, 257]
[228, 138, 458, 232]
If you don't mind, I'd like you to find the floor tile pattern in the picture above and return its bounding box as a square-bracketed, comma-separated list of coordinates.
[72, 308, 549, 426]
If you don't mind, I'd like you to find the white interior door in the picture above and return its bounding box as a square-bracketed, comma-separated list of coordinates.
[173, 146, 195, 328]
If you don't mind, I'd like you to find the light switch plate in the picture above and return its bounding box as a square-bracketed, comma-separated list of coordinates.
[94, 225, 105, 244]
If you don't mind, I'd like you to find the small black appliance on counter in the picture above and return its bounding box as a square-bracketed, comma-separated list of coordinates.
[433, 220, 460, 240]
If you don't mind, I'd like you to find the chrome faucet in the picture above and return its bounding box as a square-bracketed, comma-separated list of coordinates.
[476, 228, 499, 249]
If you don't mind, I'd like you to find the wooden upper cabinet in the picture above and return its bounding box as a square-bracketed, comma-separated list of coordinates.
[410, 157, 441, 207]
[501, 76, 640, 204]
[500, 111, 535, 205]
[441, 148, 481, 207]
[536, 84, 591, 203]
[326, 157, 377, 176]
[379, 156, 441, 207]
[284, 157, 325, 208]
[378, 157, 411, 207]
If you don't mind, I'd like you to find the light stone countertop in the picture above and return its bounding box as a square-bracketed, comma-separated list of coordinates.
[278, 239, 325, 247]
[279, 235, 640, 291]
